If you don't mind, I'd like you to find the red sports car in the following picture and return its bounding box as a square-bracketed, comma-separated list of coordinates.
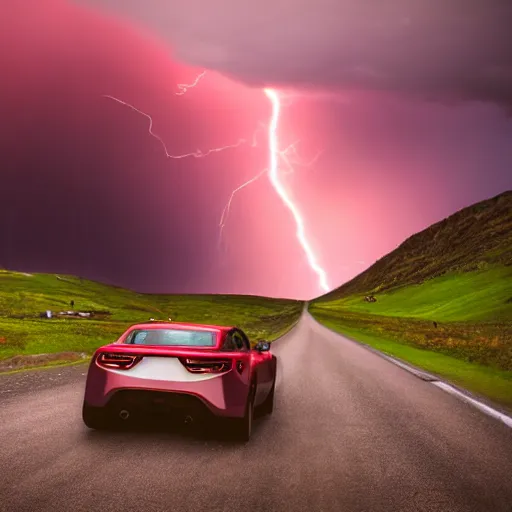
[82, 320, 277, 441]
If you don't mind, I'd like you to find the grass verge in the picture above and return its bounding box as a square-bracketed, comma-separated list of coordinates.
[0, 359, 89, 376]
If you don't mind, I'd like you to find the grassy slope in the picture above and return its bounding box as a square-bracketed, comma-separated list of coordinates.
[310, 191, 512, 410]
[318, 190, 512, 301]
[315, 266, 512, 322]
[0, 270, 303, 361]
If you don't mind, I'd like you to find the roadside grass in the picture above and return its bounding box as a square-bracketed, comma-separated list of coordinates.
[0, 270, 303, 364]
[309, 308, 512, 411]
[0, 359, 89, 376]
[314, 266, 512, 322]
[309, 304, 512, 371]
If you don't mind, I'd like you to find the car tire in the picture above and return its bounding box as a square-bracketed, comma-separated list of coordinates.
[232, 386, 255, 442]
[82, 402, 110, 430]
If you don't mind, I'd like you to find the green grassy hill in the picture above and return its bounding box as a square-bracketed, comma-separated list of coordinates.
[314, 265, 512, 323]
[0, 270, 303, 368]
[310, 191, 512, 410]
[316, 190, 512, 302]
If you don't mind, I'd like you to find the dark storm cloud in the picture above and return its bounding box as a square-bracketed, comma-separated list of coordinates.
[73, 0, 512, 106]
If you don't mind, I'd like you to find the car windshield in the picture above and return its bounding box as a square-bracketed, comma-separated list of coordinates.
[124, 329, 216, 347]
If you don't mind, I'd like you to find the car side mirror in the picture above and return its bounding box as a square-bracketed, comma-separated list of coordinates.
[254, 340, 270, 352]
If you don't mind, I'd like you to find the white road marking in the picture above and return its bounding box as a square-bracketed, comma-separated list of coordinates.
[432, 381, 512, 429]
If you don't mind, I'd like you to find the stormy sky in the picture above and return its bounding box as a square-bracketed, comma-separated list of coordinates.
[1, 0, 511, 299]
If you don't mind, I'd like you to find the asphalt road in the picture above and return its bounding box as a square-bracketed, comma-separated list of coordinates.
[1, 312, 511, 512]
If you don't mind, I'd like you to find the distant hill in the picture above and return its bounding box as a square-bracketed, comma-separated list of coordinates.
[0, 271, 303, 361]
[316, 191, 512, 302]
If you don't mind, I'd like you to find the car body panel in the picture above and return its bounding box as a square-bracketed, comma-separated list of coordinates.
[105, 356, 223, 382]
[82, 321, 276, 422]
[251, 351, 276, 405]
[84, 355, 252, 417]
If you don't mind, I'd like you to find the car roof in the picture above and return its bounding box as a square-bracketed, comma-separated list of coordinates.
[128, 321, 234, 334]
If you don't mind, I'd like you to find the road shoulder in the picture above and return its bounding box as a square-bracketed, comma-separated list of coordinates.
[309, 311, 512, 426]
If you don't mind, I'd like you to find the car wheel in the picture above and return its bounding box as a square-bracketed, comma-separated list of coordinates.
[82, 402, 110, 430]
[259, 380, 275, 416]
[232, 387, 255, 442]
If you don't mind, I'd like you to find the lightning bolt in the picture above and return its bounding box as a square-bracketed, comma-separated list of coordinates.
[175, 70, 207, 95]
[279, 141, 325, 175]
[264, 88, 330, 293]
[103, 72, 330, 293]
[103, 94, 247, 159]
[103, 87, 261, 252]
[218, 168, 268, 249]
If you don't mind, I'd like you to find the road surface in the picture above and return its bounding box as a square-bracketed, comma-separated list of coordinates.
[1, 312, 511, 512]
